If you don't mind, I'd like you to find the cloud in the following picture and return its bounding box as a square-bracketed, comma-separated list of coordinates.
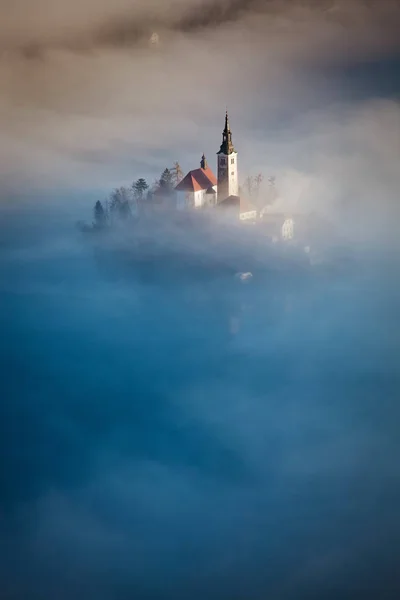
[1, 3, 400, 597]
[0, 0, 399, 201]
[1, 1, 399, 54]
[1, 165, 400, 599]
[249, 97, 400, 237]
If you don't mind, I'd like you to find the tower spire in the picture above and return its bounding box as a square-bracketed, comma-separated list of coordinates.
[218, 109, 235, 155]
[224, 109, 230, 134]
[200, 153, 207, 170]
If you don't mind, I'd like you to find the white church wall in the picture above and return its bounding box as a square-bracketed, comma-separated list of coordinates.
[176, 187, 217, 210]
[228, 152, 239, 197]
[204, 186, 218, 207]
[194, 189, 205, 208]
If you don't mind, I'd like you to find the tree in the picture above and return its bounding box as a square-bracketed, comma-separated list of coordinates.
[93, 200, 106, 229]
[159, 168, 174, 194]
[171, 162, 184, 186]
[244, 174, 264, 200]
[133, 178, 149, 202]
[109, 188, 122, 214]
[254, 173, 264, 198]
[244, 175, 254, 198]
[109, 187, 132, 221]
[119, 196, 132, 220]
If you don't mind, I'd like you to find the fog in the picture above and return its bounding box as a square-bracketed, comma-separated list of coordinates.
[1, 0, 400, 598]
[1, 198, 400, 598]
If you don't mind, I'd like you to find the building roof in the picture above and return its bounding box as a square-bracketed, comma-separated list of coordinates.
[217, 194, 240, 208]
[216, 195, 257, 214]
[240, 196, 256, 214]
[175, 166, 217, 193]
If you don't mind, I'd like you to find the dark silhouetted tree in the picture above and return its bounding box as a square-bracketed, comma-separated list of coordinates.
[159, 168, 174, 193]
[133, 178, 149, 202]
[109, 187, 132, 221]
[94, 200, 106, 229]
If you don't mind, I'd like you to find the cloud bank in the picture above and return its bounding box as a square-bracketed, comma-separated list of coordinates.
[1, 6, 400, 594]
[0, 0, 399, 224]
[1, 203, 400, 599]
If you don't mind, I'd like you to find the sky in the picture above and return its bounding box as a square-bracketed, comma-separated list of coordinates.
[1, 1, 400, 599]
[0, 0, 399, 234]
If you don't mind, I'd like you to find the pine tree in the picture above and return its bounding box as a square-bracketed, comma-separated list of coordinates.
[133, 178, 149, 201]
[94, 200, 106, 229]
[159, 168, 174, 193]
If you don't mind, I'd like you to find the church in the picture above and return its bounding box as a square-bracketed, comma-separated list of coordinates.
[175, 111, 241, 210]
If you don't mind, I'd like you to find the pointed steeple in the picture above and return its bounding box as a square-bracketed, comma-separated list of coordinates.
[200, 153, 208, 170]
[224, 109, 230, 133]
[218, 109, 235, 155]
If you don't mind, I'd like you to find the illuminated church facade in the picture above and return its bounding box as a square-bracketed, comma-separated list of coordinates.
[175, 111, 239, 210]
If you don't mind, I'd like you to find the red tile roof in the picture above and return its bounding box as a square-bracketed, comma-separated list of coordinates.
[175, 167, 217, 192]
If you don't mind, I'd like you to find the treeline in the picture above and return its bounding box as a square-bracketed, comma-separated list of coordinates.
[88, 164, 184, 231]
[80, 161, 277, 233]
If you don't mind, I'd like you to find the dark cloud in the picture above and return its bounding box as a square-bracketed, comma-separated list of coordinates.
[1, 0, 399, 57]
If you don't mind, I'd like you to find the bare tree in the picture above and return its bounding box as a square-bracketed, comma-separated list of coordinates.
[243, 174, 263, 199]
[171, 162, 184, 186]
[253, 173, 264, 199]
[244, 175, 254, 198]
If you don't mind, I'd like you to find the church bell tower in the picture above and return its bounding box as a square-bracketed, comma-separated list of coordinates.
[217, 110, 238, 201]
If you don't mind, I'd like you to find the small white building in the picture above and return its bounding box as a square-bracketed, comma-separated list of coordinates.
[261, 212, 296, 241]
[282, 218, 294, 240]
[239, 196, 257, 221]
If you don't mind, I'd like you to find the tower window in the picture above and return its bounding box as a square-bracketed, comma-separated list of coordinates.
[220, 158, 226, 165]
[231, 171, 234, 176]
[231, 158, 235, 164]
